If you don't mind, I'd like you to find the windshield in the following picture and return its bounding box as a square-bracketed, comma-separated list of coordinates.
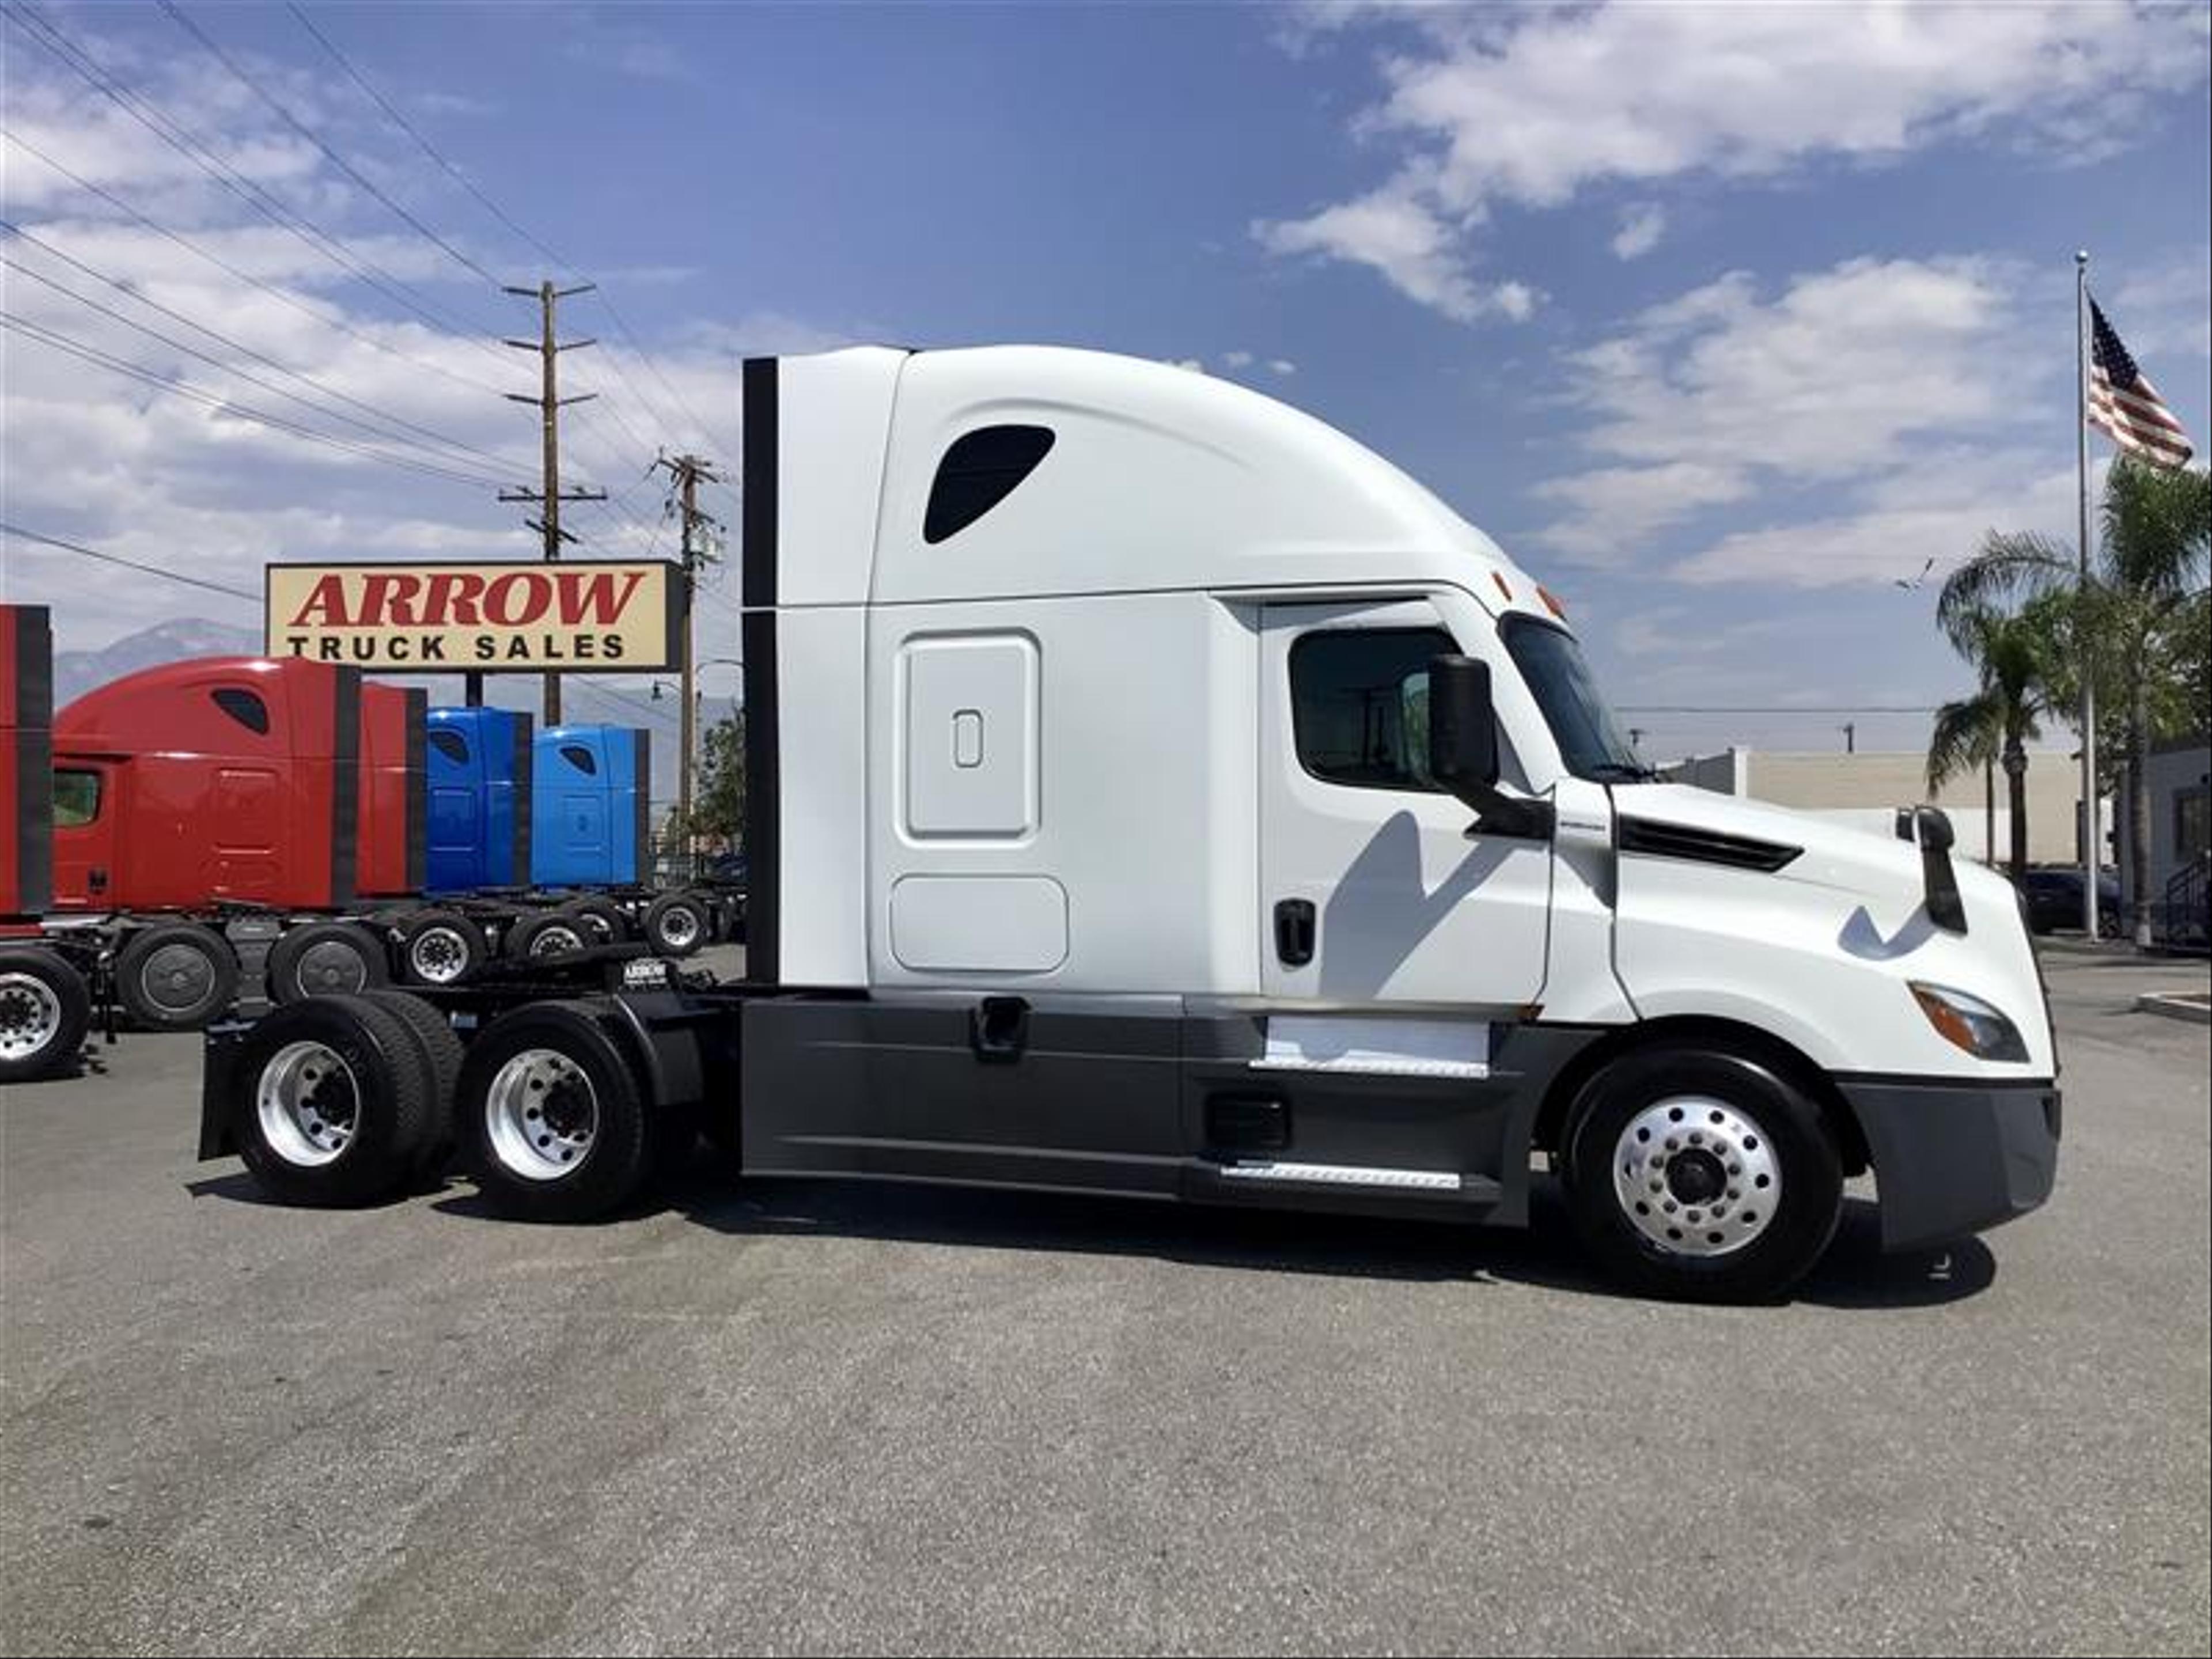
[1500, 615, 1651, 782]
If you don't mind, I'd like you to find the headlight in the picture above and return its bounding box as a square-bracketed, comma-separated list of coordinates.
[1909, 982, 2030, 1062]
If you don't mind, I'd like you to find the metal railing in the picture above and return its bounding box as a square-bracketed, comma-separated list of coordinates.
[2152, 854, 2211, 953]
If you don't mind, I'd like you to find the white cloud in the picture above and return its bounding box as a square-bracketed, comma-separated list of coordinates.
[1666, 460, 2084, 590]
[1534, 461, 1752, 562]
[1268, 358, 1297, 376]
[1222, 350, 1255, 368]
[0, 17, 820, 660]
[1532, 256, 2024, 563]
[2109, 247, 2212, 370]
[1256, 184, 1498, 323]
[1260, 2, 2209, 320]
[1611, 203, 1666, 261]
[1164, 357, 1206, 373]
[1517, 256, 2178, 594]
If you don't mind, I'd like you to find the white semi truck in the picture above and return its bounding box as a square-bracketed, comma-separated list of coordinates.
[201, 344, 2060, 1300]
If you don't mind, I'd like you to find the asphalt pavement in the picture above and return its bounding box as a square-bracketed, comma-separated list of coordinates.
[2, 947, 2207, 1656]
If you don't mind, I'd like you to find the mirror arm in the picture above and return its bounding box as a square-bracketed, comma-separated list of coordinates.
[1449, 781, 1556, 842]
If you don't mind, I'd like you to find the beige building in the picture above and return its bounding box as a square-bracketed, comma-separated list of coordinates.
[1662, 748, 2101, 866]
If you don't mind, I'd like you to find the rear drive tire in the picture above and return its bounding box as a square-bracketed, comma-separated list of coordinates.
[230, 997, 434, 1205]
[642, 891, 709, 958]
[115, 922, 238, 1031]
[351, 988, 465, 1171]
[396, 909, 488, 988]
[455, 1000, 656, 1222]
[506, 910, 590, 964]
[267, 921, 389, 1004]
[560, 896, 628, 945]
[0, 946, 92, 1084]
[1559, 1044, 1843, 1304]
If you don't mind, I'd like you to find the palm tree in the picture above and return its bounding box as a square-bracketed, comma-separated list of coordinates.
[1938, 459, 2212, 944]
[1926, 607, 2052, 880]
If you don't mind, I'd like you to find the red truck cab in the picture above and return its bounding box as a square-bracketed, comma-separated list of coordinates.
[51, 657, 361, 914]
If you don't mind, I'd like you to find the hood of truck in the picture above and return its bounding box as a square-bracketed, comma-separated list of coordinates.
[1603, 783, 2055, 1081]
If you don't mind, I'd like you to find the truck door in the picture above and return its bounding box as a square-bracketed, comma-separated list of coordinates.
[1260, 600, 1550, 1007]
[549, 739, 608, 886]
[49, 762, 116, 909]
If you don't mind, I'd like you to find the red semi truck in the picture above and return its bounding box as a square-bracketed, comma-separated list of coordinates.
[1, 604, 721, 1078]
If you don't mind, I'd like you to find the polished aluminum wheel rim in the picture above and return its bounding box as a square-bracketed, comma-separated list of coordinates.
[1613, 1094, 1781, 1259]
[408, 926, 470, 984]
[0, 973, 62, 1062]
[256, 1040, 358, 1167]
[657, 905, 702, 950]
[484, 1048, 597, 1181]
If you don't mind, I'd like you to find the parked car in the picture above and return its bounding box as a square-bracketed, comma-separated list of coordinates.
[2018, 865, 2122, 935]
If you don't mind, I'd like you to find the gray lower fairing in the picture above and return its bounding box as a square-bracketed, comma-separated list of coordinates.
[736, 995, 1600, 1226]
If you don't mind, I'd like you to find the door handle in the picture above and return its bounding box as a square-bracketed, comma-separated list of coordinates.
[1273, 898, 1316, 967]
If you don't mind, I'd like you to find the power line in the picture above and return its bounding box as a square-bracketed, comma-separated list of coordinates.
[2, 312, 506, 490]
[1, 522, 259, 603]
[1616, 704, 1942, 714]
[1, 239, 531, 480]
[0, 126, 511, 401]
[157, 0, 509, 290]
[282, 0, 728, 454]
[5, 5, 513, 369]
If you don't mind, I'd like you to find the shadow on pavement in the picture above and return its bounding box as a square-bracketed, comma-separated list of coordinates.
[399, 1162, 1993, 1308]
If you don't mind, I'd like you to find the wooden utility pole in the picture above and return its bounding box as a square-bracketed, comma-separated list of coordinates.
[652, 452, 722, 864]
[499, 279, 606, 728]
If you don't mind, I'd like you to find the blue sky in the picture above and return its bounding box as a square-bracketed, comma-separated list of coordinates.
[4, 1, 2208, 762]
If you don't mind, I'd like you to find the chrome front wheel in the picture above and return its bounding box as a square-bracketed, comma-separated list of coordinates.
[1612, 1095, 1783, 1259]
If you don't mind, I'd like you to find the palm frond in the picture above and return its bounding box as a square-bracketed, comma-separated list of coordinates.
[2102, 457, 2212, 604]
[1936, 531, 2075, 654]
[1926, 692, 2000, 793]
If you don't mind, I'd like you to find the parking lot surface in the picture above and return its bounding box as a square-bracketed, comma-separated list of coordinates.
[3, 948, 2208, 1656]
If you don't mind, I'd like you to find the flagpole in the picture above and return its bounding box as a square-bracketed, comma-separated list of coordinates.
[2076, 248, 2099, 937]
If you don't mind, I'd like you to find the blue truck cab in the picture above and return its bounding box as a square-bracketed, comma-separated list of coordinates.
[424, 707, 532, 893]
[531, 725, 650, 889]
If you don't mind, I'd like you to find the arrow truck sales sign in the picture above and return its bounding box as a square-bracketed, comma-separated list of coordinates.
[266, 560, 683, 672]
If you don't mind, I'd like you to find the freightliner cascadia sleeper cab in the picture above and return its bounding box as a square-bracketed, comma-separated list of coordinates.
[203, 346, 2060, 1299]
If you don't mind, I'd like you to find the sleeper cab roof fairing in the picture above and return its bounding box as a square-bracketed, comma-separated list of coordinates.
[762, 343, 1556, 619]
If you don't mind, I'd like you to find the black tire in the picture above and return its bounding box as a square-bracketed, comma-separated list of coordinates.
[266, 921, 390, 1005]
[505, 909, 590, 964]
[351, 988, 465, 1170]
[1559, 1044, 1844, 1303]
[396, 909, 488, 988]
[0, 945, 93, 1084]
[230, 997, 434, 1206]
[454, 999, 657, 1222]
[642, 891, 710, 958]
[115, 922, 239, 1031]
[560, 896, 628, 946]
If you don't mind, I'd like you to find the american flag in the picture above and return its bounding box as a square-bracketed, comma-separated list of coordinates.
[2088, 297, 2195, 468]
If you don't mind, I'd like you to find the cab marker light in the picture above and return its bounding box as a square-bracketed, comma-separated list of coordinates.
[1492, 572, 1514, 602]
[1537, 585, 1567, 619]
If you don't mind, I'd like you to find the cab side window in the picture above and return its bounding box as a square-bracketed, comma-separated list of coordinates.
[1289, 627, 1455, 792]
[429, 729, 470, 766]
[54, 768, 101, 827]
